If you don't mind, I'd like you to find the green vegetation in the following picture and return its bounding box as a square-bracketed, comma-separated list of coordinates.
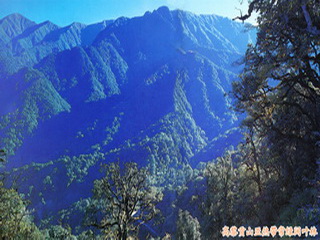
[232, 0, 319, 226]
[176, 210, 201, 240]
[0, 68, 70, 156]
[61, 149, 105, 186]
[88, 162, 163, 240]
[103, 114, 123, 146]
[0, 184, 43, 239]
[0, 150, 43, 239]
[0, 1, 319, 239]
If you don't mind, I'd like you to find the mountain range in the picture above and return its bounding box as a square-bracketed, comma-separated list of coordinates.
[0, 6, 255, 226]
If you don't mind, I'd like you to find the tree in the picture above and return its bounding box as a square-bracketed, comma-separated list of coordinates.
[202, 149, 250, 238]
[90, 161, 163, 240]
[176, 209, 201, 240]
[204, 150, 236, 231]
[0, 149, 43, 239]
[0, 185, 43, 239]
[233, 0, 320, 224]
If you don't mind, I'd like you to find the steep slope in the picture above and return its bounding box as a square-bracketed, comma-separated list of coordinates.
[94, 7, 254, 74]
[7, 6, 251, 162]
[0, 14, 112, 78]
[11, 21, 60, 53]
[0, 13, 36, 44]
[36, 44, 126, 104]
[0, 68, 71, 156]
[0, 6, 255, 226]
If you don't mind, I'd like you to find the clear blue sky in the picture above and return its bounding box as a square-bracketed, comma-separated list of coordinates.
[0, 0, 253, 26]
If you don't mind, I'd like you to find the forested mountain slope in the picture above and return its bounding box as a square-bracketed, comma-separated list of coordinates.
[0, 6, 255, 235]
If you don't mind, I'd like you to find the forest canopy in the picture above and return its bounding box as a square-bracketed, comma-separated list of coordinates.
[232, 0, 320, 228]
[0, 0, 319, 239]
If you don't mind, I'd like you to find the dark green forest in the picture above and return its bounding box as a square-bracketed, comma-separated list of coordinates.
[1, 0, 319, 239]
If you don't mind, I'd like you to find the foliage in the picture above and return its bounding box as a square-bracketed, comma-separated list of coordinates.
[0, 68, 71, 156]
[42, 225, 76, 240]
[89, 161, 163, 240]
[61, 149, 105, 186]
[231, 0, 320, 227]
[5, 4, 317, 239]
[0, 163, 43, 239]
[176, 209, 201, 240]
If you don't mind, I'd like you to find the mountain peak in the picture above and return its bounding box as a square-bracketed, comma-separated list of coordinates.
[42, 20, 56, 26]
[152, 6, 172, 18]
[0, 13, 36, 42]
[0, 13, 33, 24]
[69, 22, 87, 28]
[156, 6, 170, 13]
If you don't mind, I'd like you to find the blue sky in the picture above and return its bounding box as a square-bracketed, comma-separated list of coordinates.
[0, 0, 253, 26]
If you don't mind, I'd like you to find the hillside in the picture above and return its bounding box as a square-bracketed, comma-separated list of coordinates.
[0, 6, 255, 233]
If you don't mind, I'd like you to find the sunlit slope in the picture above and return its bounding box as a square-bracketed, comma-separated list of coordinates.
[0, 6, 255, 220]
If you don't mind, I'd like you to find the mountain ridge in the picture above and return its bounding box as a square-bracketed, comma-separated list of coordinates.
[0, 13, 36, 44]
[1, 6, 255, 163]
[0, 7, 255, 226]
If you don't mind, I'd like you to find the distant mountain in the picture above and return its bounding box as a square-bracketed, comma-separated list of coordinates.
[0, 6, 255, 225]
[0, 13, 36, 44]
[0, 14, 113, 78]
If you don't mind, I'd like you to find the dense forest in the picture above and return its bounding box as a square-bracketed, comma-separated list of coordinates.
[1, 0, 319, 239]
